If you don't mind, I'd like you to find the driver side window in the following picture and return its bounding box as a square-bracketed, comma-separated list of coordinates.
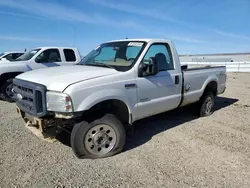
[36, 49, 61, 63]
[142, 44, 174, 71]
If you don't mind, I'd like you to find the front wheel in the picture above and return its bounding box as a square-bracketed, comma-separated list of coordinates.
[71, 114, 126, 159]
[197, 92, 215, 117]
[0, 78, 15, 102]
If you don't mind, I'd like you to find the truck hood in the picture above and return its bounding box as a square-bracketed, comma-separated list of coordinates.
[0, 59, 10, 63]
[0, 60, 28, 65]
[16, 65, 119, 92]
[0, 61, 30, 74]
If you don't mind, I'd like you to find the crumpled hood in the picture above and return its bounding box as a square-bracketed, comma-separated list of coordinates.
[16, 65, 118, 91]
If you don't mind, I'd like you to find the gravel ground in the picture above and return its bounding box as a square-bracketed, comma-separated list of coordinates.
[0, 73, 250, 188]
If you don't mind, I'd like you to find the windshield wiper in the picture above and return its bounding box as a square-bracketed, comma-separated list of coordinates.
[85, 62, 115, 70]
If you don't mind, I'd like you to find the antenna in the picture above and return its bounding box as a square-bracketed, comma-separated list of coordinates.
[74, 27, 76, 47]
[72, 25, 76, 47]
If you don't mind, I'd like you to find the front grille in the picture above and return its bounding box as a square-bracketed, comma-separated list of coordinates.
[13, 79, 47, 117]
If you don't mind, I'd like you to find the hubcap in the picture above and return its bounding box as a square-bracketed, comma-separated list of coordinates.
[84, 124, 117, 156]
[205, 97, 213, 114]
[5, 83, 14, 98]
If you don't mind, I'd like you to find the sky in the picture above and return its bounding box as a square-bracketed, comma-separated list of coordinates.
[0, 0, 249, 55]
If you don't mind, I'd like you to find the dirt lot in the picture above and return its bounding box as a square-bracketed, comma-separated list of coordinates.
[0, 73, 250, 188]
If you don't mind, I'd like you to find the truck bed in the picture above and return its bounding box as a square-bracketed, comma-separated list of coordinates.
[181, 65, 226, 106]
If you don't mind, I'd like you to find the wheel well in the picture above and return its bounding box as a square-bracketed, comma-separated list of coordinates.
[204, 81, 217, 96]
[0, 72, 23, 85]
[81, 99, 130, 125]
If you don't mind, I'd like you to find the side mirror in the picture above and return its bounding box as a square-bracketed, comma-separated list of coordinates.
[138, 57, 159, 77]
[148, 57, 159, 75]
[138, 62, 148, 77]
[181, 64, 188, 70]
[36, 57, 46, 63]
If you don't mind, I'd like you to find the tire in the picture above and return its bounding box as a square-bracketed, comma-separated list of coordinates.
[0, 78, 15, 102]
[71, 114, 126, 159]
[197, 92, 215, 117]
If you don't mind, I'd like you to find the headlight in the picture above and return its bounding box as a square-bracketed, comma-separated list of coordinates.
[46, 91, 73, 112]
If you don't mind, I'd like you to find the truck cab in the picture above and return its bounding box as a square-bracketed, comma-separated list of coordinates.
[13, 39, 226, 159]
[0, 47, 81, 101]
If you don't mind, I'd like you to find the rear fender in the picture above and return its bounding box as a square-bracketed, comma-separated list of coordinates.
[201, 75, 219, 95]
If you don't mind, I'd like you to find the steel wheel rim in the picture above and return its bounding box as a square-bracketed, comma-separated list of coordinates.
[84, 124, 117, 156]
[5, 83, 14, 98]
[205, 97, 213, 114]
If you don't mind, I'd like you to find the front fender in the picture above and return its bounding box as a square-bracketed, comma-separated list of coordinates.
[73, 88, 133, 115]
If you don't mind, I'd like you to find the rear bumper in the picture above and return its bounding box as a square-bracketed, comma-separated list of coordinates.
[218, 87, 227, 95]
[218, 84, 226, 95]
[221, 86, 226, 94]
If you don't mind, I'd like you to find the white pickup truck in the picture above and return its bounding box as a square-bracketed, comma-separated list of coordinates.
[13, 39, 226, 159]
[0, 47, 81, 101]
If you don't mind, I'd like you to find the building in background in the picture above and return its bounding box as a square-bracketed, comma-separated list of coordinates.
[180, 52, 250, 62]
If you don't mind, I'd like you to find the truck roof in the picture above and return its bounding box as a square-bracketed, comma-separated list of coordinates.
[106, 38, 172, 43]
[36, 47, 78, 50]
[3, 51, 24, 54]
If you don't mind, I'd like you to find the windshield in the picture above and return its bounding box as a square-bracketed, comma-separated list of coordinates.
[78, 41, 146, 71]
[0, 53, 4, 57]
[16, 49, 41, 61]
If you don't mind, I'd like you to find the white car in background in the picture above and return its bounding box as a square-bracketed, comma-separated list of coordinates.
[0, 47, 82, 101]
[0, 51, 25, 62]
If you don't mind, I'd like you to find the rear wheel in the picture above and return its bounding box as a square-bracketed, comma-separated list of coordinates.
[197, 92, 215, 117]
[71, 114, 126, 159]
[0, 78, 15, 102]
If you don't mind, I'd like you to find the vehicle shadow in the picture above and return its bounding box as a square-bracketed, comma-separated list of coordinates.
[0, 94, 15, 103]
[124, 96, 238, 152]
[56, 97, 239, 151]
[0, 94, 6, 102]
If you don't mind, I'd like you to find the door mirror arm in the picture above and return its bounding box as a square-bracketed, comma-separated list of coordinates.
[148, 57, 159, 76]
[138, 62, 148, 77]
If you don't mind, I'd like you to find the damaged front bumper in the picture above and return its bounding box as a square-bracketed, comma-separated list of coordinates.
[16, 106, 82, 142]
[16, 107, 59, 142]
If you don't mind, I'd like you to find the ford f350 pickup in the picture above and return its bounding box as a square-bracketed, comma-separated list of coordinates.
[13, 39, 226, 159]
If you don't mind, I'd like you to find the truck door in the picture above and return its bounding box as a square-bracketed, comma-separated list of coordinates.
[30, 49, 62, 69]
[135, 43, 182, 120]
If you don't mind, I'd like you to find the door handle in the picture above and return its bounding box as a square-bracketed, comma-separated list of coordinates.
[175, 75, 179, 85]
[125, 83, 137, 89]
